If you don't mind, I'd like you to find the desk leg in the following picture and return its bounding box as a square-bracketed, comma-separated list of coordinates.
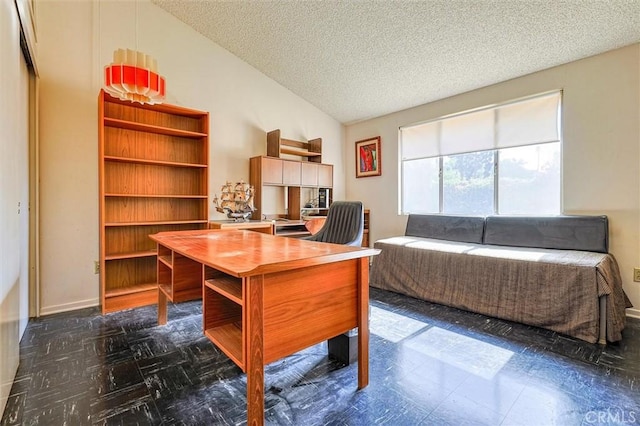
[158, 288, 168, 325]
[357, 257, 370, 389]
[246, 275, 265, 426]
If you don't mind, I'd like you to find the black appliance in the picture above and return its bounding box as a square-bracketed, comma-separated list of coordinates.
[318, 188, 330, 208]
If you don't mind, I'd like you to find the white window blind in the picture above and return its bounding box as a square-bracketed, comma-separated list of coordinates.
[440, 108, 494, 156]
[496, 93, 560, 148]
[401, 120, 439, 159]
[401, 91, 561, 158]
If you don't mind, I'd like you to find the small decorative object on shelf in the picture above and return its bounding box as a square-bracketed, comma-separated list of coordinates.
[213, 180, 256, 222]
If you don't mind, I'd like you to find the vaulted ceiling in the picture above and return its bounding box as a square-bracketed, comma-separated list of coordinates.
[152, 0, 640, 124]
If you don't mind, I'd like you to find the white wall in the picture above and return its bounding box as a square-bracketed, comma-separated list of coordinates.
[346, 44, 640, 316]
[0, 0, 31, 415]
[36, 0, 344, 314]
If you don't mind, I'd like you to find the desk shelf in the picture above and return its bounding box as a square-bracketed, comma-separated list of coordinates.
[157, 248, 203, 304]
[158, 255, 172, 267]
[158, 282, 172, 298]
[204, 267, 245, 369]
[204, 323, 243, 368]
[205, 276, 242, 305]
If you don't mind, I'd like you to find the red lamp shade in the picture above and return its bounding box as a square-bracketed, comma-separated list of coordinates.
[104, 49, 166, 105]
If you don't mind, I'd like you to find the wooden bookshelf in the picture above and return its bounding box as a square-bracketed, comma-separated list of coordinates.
[98, 90, 209, 313]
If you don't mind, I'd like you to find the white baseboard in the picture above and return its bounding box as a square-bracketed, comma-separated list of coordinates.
[39, 297, 99, 316]
[626, 307, 640, 319]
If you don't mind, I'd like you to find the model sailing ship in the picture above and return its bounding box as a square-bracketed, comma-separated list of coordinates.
[213, 180, 256, 222]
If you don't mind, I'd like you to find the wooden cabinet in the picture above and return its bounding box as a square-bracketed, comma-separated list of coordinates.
[98, 90, 209, 313]
[250, 156, 333, 222]
[260, 157, 301, 186]
[301, 163, 318, 186]
[318, 164, 333, 187]
[261, 156, 283, 185]
[301, 163, 333, 187]
[251, 131, 332, 224]
[282, 160, 301, 186]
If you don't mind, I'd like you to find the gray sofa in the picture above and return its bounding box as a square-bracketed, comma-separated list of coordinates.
[370, 214, 631, 344]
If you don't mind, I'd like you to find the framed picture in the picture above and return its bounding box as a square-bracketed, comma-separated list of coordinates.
[355, 136, 381, 178]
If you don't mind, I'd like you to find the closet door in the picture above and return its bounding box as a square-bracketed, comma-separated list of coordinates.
[0, 1, 32, 414]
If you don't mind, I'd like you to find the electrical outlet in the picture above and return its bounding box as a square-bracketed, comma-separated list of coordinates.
[634, 268, 640, 282]
[94, 261, 100, 274]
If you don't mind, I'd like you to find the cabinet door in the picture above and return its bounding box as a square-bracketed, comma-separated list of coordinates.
[318, 164, 333, 188]
[282, 160, 301, 186]
[262, 157, 283, 185]
[301, 163, 318, 186]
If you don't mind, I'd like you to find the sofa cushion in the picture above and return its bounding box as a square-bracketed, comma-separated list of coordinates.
[405, 214, 485, 244]
[483, 215, 609, 253]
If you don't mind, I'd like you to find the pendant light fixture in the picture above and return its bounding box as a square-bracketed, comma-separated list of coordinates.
[103, 1, 166, 104]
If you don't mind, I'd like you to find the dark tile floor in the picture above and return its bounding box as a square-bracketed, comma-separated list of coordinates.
[2, 288, 640, 425]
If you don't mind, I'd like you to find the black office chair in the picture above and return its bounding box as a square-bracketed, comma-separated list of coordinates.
[304, 201, 365, 365]
[304, 201, 364, 246]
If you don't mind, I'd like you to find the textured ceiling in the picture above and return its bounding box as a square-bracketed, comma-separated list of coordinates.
[152, 0, 640, 124]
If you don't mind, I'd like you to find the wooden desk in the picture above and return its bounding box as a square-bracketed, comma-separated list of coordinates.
[209, 220, 274, 234]
[149, 229, 379, 425]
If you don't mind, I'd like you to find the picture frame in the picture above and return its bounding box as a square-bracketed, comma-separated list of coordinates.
[355, 136, 381, 178]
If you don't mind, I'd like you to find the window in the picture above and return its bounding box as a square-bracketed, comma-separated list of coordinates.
[400, 92, 561, 215]
[443, 151, 494, 215]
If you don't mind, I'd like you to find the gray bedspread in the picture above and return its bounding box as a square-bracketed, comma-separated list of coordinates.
[370, 236, 630, 343]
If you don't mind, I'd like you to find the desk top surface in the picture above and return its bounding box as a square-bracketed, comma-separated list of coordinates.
[150, 229, 379, 277]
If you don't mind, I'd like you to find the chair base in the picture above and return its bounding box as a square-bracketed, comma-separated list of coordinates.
[328, 328, 358, 365]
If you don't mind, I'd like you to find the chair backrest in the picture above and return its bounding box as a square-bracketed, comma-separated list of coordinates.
[307, 201, 364, 246]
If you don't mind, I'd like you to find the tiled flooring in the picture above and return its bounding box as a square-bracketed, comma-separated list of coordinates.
[2, 287, 639, 425]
